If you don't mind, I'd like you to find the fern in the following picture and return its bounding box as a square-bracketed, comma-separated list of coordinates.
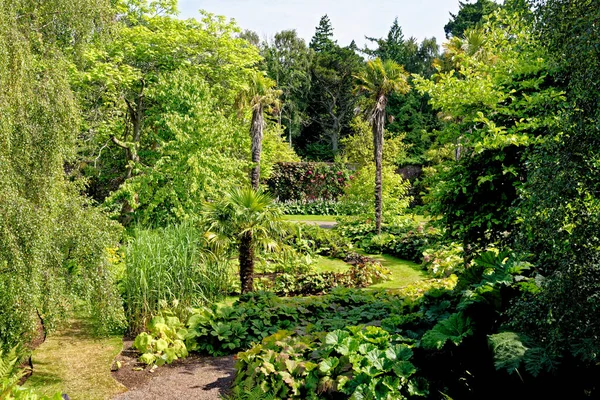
[421, 313, 473, 350]
[488, 332, 528, 374]
[221, 385, 278, 400]
[0, 346, 23, 399]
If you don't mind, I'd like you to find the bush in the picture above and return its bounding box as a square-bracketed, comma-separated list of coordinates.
[280, 199, 343, 216]
[339, 164, 411, 218]
[133, 312, 189, 367]
[285, 222, 353, 260]
[422, 243, 464, 277]
[185, 280, 455, 357]
[256, 253, 391, 296]
[123, 223, 231, 334]
[336, 217, 442, 263]
[267, 162, 351, 202]
[232, 327, 427, 400]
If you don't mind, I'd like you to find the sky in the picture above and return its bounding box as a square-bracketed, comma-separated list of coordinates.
[177, 0, 498, 49]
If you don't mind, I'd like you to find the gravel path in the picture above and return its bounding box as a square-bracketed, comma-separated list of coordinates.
[113, 345, 235, 400]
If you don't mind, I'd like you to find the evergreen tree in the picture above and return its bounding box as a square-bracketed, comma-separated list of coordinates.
[309, 15, 336, 53]
[444, 0, 501, 38]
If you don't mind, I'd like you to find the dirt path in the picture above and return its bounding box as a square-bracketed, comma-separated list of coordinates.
[113, 341, 236, 400]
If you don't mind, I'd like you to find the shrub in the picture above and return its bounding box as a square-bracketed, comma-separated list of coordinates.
[257, 253, 391, 296]
[184, 280, 455, 357]
[336, 217, 442, 263]
[285, 222, 353, 260]
[422, 243, 464, 277]
[267, 162, 351, 202]
[123, 223, 231, 334]
[133, 312, 189, 367]
[339, 164, 411, 219]
[280, 199, 343, 216]
[232, 327, 428, 400]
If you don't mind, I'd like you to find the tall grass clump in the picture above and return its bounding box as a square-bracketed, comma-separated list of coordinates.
[123, 223, 231, 334]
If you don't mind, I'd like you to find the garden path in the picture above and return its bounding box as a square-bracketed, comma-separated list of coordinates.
[113, 352, 235, 400]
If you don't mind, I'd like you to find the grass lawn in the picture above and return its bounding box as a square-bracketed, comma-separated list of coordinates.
[24, 310, 125, 400]
[313, 256, 350, 273]
[365, 253, 426, 289]
[314, 252, 426, 290]
[282, 215, 337, 222]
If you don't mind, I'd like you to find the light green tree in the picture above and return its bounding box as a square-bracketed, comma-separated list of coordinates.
[354, 58, 410, 233]
[76, 2, 261, 223]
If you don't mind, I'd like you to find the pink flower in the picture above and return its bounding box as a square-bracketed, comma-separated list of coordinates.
[337, 171, 342, 175]
[349, 175, 354, 180]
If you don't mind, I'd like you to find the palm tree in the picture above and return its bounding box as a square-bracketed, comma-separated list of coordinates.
[202, 187, 286, 294]
[355, 58, 410, 234]
[237, 72, 282, 190]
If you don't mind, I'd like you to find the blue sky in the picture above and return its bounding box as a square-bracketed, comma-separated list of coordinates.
[178, 0, 502, 49]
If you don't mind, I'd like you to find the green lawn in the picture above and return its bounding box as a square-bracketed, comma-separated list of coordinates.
[314, 252, 426, 290]
[313, 256, 350, 273]
[364, 253, 426, 289]
[283, 215, 338, 222]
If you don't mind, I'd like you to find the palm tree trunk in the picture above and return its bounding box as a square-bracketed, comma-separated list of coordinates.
[238, 231, 255, 293]
[250, 104, 264, 190]
[373, 95, 387, 235]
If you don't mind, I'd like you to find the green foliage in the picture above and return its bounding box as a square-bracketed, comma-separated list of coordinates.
[421, 313, 473, 350]
[233, 327, 427, 400]
[133, 314, 189, 366]
[341, 117, 408, 168]
[340, 165, 411, 219]
[336, 218, 442, 264]
[257, 253, 391, 296]
[280, 200, 344, 216]
[422, 243, 464, 278]
[267, 162, 351, 202]
[285, 222, 353, 259]
[185, 289, 412, 357]
[415, 8, 566, 253]
[444, 0, 501, 38]
[123, 223, 231, 334]
[262, 30, 312, 147]
[0, 0, 125, 347]
[0, 346, 62, 400]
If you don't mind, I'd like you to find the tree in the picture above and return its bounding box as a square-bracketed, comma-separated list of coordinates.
[202, 188, 286, 294]
[355, 59, 410, 234]
[0, 0, 124, 348]
[262, 30, 312, 147]
[237, 72, 282, 190]
[414, 8, 565, 259]
[76, 3, 261, 224]
[444, 0, 501, 38]
[309, 15, 336, 53]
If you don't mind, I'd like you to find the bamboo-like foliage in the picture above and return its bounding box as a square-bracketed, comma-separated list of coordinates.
[236, 72, 282, 189]
[202, 187, 287, 293]
[354, 58, 410, 234]
[123, 223, 230, 334]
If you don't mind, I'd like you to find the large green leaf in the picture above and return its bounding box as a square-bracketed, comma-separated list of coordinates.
[421, 313, 473, 350]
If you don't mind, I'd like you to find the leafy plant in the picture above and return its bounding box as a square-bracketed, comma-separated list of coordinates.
[133, 314, 189, 367]
[233, 327, 427, 399]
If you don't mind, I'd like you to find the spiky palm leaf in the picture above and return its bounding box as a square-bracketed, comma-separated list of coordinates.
[202, 187, 287, 293]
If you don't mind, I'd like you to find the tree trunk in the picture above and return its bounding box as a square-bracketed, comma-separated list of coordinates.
[373, 95, 387, 235]
[115, 82, 145, 226]
[239, 231, 255, 293]
[250, 104, 264, 190]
